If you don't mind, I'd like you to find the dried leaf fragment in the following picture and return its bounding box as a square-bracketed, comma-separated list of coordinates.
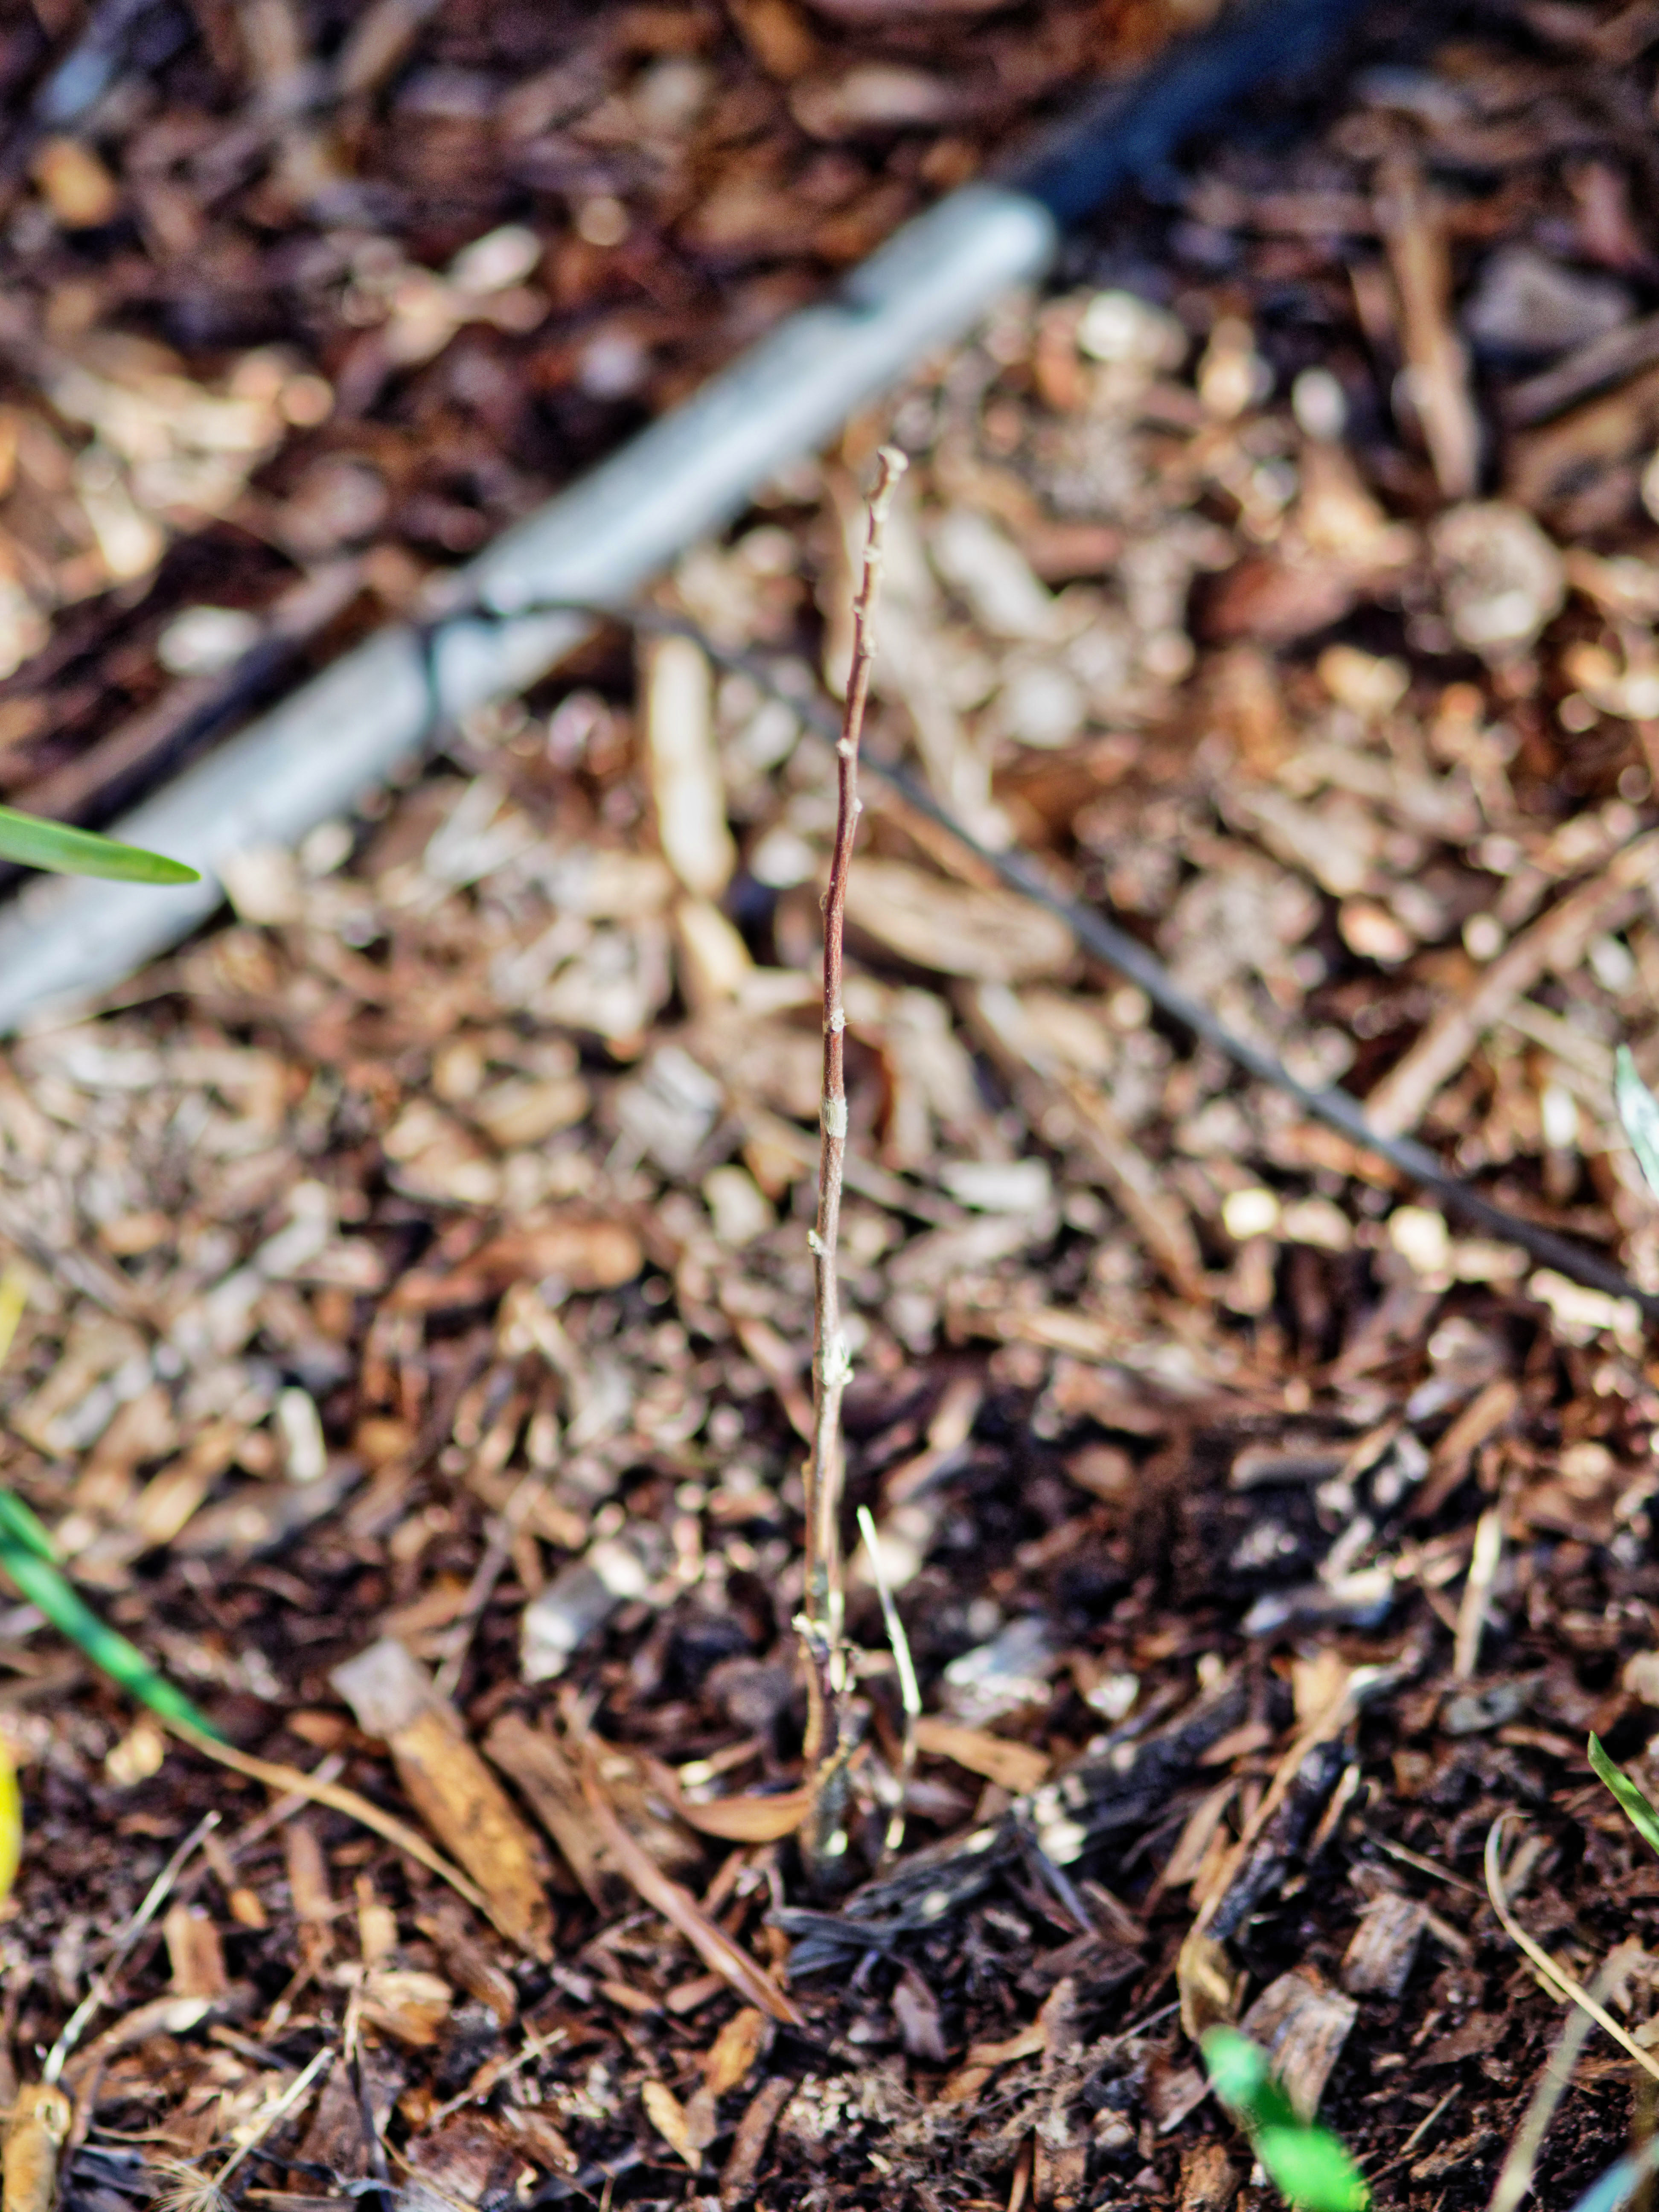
[74, 1993, 216, 2072]
[483, 1713, 611, 1906]
[164, 1903, 228, 2000]
[416, 1904, 518, 2025]
[662, 1774, 809, 1842]
[356, 1965, 454, 2048]
[1178, 1927, 1243, 2044]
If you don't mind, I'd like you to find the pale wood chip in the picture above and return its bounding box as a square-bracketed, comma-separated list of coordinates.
[1240, 1969, 1359, 2122]
[845, 858, 1072, 982]
[1342, 1892, 1426, 1998]
[332, 1639, 553, 1956]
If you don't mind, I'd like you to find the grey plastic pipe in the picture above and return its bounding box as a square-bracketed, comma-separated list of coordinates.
[0, 0, 1366, 1031]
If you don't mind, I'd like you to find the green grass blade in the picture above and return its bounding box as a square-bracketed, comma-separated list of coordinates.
[0, 807, 198, 885]
[0, 1490, 58, 1562]
[1589, 1732, 1659, 1859]
[1615, 1047, 1659, 1204]
[0, 1540, 221, 1737]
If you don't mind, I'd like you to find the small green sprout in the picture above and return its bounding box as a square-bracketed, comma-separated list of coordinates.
[1202, 2027, 1370, 2212]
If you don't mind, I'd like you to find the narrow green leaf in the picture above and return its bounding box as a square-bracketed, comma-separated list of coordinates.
[0, 806, 198, 885]
[1256, 2128, 1370, 2212]
[1615, 1047, 1659, 1204]
[1589, 1731, 1659, 1860]
[0, 1490, 58, 1563]
[0, 1538, 221, 1737]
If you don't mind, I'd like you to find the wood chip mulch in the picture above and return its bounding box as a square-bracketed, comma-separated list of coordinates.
[5, 7, 1659, 2212]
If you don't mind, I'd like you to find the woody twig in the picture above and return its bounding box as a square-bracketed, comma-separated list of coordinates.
[797, 444, 905, 1887]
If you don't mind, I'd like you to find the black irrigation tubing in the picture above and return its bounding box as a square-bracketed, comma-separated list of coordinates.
[876, 735, 1659, 1313]
[1003, 0, 1371, 218]
[419, 594, 1659, 1322]
[3, 0, 182, 177]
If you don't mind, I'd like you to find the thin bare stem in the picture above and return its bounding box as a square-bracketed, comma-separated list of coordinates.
[798, 445, 905, 1857]
[856, 1505, 920, 1864]
[155, 2047, 337, 2212]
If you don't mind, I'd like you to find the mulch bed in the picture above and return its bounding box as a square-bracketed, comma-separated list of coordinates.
[4, 6, 1659, 2212]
